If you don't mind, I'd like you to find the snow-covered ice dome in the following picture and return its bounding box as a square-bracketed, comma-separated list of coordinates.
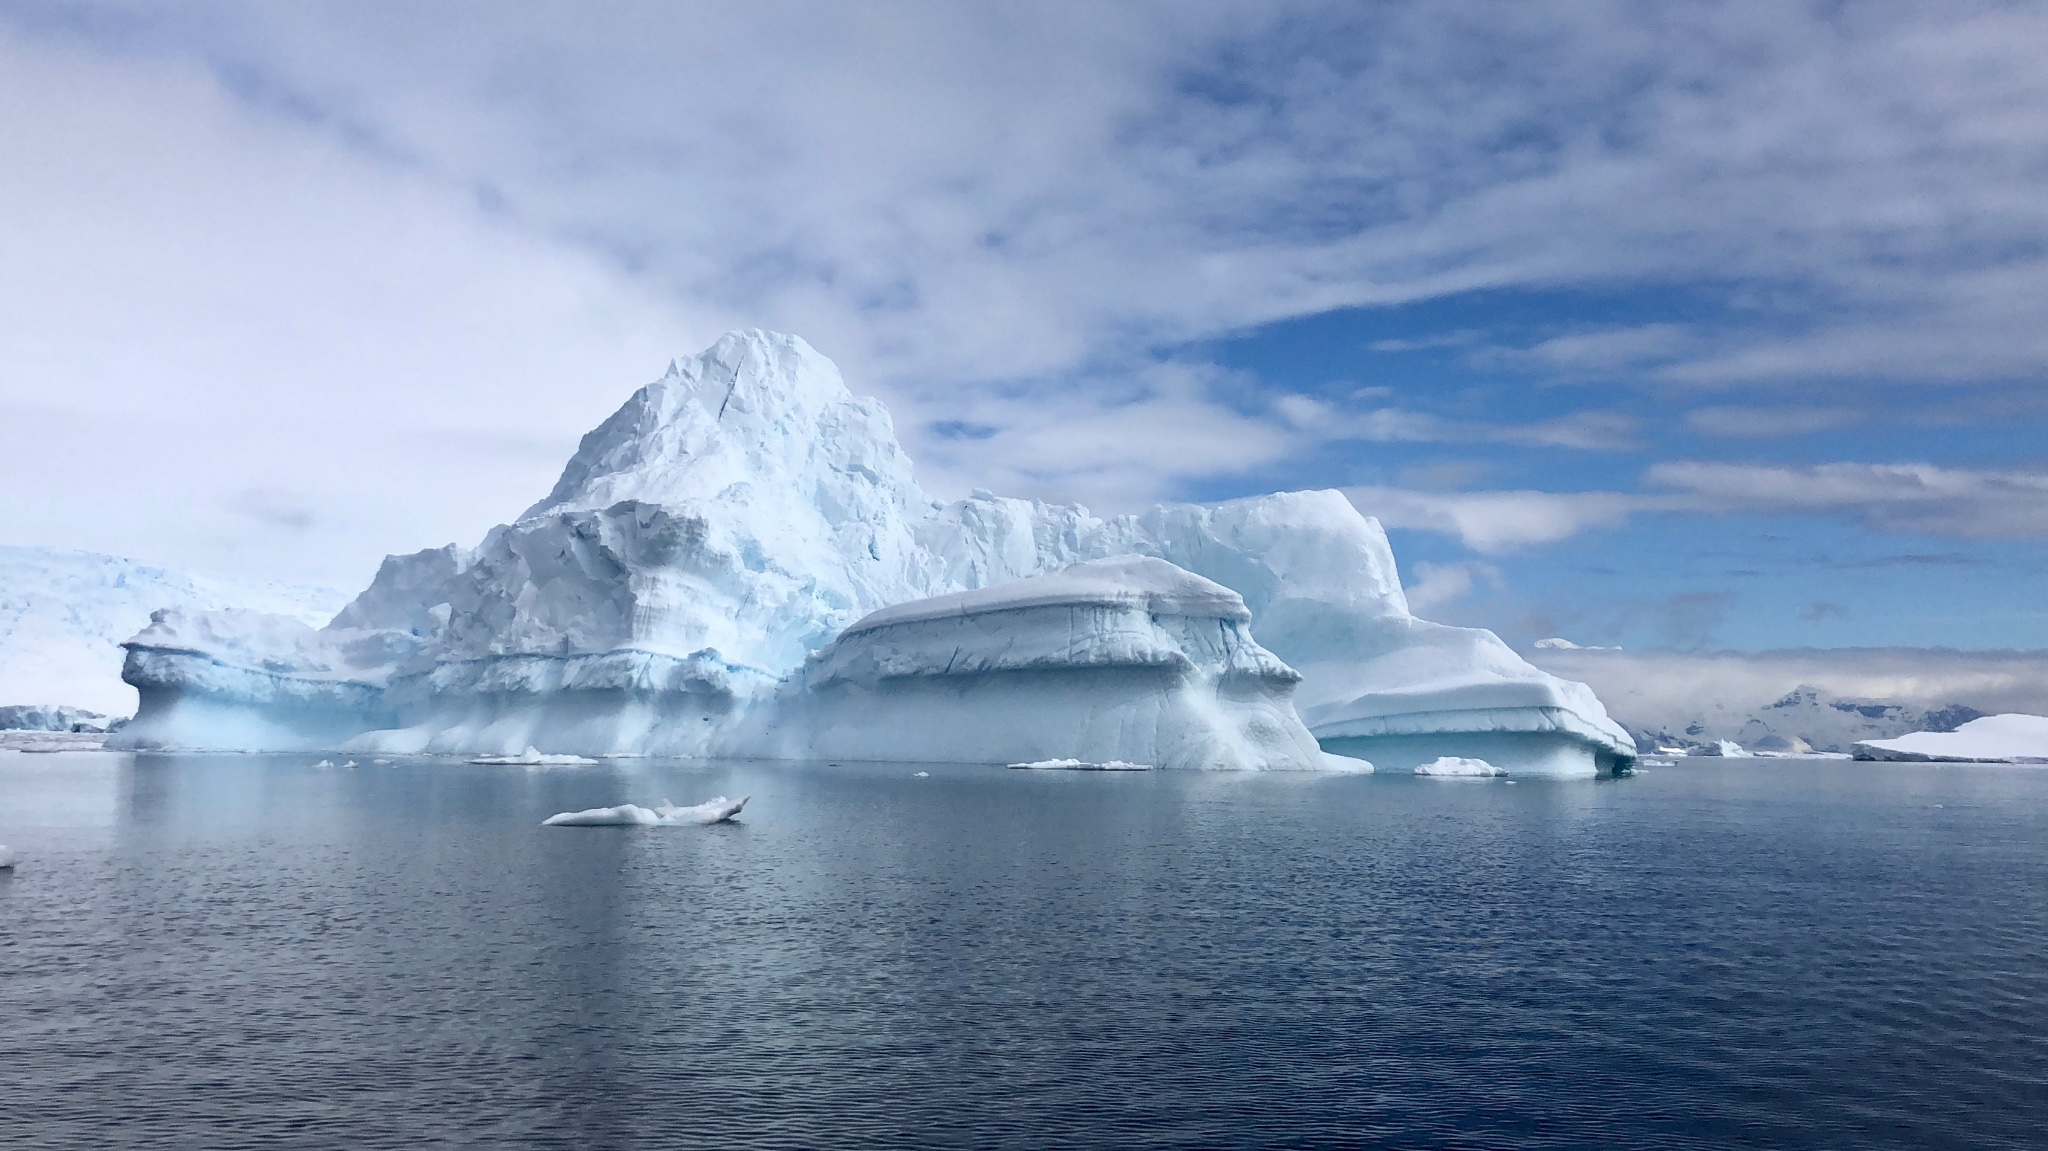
[111, 329, 1633, 775]
[1854, 714, 2048, 763]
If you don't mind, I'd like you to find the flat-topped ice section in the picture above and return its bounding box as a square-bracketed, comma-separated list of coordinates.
[112, 329, 1633, 773]
[111, 608, 411, 751]
[1854, 714, 2048, 763]
[776, 557, 1323, 770]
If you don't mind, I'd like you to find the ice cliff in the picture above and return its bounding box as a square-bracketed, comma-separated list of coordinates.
[777, 557, 1324, 770]
[113, 330, 1632, 775]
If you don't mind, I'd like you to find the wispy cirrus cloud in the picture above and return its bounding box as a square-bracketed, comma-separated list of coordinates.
[1646, 461, 2048, 539]
[1346, 486, 1660, 552]
[1354, 460, 2048, 553]
[1277, 396, 1641, 451]
[4, 1, 2048, 585]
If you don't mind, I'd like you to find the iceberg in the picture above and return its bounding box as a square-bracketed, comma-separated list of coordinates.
[542, 796, 749, 826]
[112, 330, 1632, 775]
[1853, 714, 2048, 763]
[0, 845, 15, 870]
[772, 557, 1323, 770]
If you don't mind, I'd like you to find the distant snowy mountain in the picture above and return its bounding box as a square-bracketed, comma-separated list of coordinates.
[1528, 646, 2048, 753]
[0, 547, 347, 715]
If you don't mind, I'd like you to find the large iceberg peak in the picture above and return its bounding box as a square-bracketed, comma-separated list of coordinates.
[521, 329, 927, 520]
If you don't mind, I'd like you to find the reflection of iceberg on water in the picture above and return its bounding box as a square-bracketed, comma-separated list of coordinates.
[109, 330, 1632, 777]
[543, 796, 749, 826]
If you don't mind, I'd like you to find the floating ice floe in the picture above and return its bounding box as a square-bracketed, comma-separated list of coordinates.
[312, 759, 334, 768]
[0, 845, 16, 869]
[473, 747, 600, 766]
[542, 796, 749, 826]
[1414, 756, 1505, 777]
[914, 771, 929, 778]
[1007, 758, 1153, 771]
[1854, 714, 2048, 763]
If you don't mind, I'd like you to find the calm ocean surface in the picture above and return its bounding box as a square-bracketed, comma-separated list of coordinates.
[1, 753, 2044, 1149]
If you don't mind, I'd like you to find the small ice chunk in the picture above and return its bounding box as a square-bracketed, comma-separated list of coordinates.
[341, 760, 357, 769]
[1700, 739, 1753, 758]
[542, 795, 749, 827]
[473, 746, 600, 766]
[1007, 757, 1155, 765]
[372, 758, 391, 765]
[914, 771, 929, 778]
[0, 845, 16, 869]
[1414, 756, 1505, 777]
[312, 759, 334, 769]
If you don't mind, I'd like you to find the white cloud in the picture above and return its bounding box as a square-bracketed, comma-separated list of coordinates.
[1402, 559, 1501, 614]
[1646, 461, 2048, 538]
[1683, 406, 1868, 438]
[913, 361, 1295, 510]
[1345, 486, 1658, 552]
[22, 1, 2048, 398]
[4, 3, 2048, 582]
[1277, 397, 1641, 451]
[0, 27, 712, 586]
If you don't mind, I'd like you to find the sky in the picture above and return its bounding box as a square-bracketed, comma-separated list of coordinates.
[1, 1, 2044, 653]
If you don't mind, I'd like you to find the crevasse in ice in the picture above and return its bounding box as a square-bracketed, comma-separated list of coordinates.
[111, 330, 1634, 775]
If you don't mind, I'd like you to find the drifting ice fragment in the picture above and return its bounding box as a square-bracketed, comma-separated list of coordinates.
[1699, 739, 1753, 758]
[1007, 759, 1153, 771]
[542, 796, 749, 826]
[473, 747, 600, 766]
[0, 845, 16, 869]
[312, 759, 334, 769]
[1414, 756, 1505, 777]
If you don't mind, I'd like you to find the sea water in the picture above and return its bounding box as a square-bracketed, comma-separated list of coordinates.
[1, 753, 2044, 1149]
